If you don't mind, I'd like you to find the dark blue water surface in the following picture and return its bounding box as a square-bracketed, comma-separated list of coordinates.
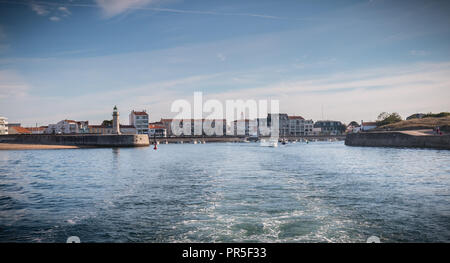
[0, 142, 449, 242]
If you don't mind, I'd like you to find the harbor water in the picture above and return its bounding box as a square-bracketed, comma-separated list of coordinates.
[0, 142, 449, 242]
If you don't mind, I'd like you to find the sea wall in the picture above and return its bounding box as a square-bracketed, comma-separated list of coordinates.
[345, 132, 450, 150]
[0, 134, 149, 147]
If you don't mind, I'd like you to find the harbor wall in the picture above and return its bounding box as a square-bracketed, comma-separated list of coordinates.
[0, 134, 149, 147]
[345, 132, 450, 150]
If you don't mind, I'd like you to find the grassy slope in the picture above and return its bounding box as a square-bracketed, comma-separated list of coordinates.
[376, 116, 450, 131]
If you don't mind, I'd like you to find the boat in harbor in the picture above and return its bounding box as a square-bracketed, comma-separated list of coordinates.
[260, 138, 278, 147]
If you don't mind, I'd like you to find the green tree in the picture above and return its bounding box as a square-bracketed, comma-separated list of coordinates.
[101, 120, 113, 127]
[376, 112, 402, 126]
[348, 121, 359, 127]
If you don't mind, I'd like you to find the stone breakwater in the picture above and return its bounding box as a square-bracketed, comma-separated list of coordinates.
[345, 131, 450, 150]
[0, 134, 149, 147]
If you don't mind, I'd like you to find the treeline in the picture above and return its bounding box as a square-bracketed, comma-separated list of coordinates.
[375, 111, 449, 127]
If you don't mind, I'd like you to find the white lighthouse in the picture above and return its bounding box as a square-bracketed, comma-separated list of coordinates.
[112, 105, 121, 135]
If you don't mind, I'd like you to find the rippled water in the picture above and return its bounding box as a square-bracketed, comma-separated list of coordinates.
[0, 142, 449, 242]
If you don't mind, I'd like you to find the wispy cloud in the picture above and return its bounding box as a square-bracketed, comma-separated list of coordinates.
[58, 6, 71, 16]
[0, 70, 29, 99]
[27, 1, 70, 21]
[0, 0, 299, 20]
[30, 2, 49, 16]
[410, 50, 429, 56]
[217, 53, 226, 62]
[94, 0, 155, 18]
[49, 16, 60, 22]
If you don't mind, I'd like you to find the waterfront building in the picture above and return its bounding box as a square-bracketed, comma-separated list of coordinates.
[88, 124, 136, 135]
[257, 118, 271, 137]
[160, 119, 227, 137]
[119, 125, 136, 134]
[25, 126, 47, 134]
[311, 127, 322, 135]
[0, 117, 8, 134]
[129, 110, 149, 135]
[7, 126, 31, 134]
[149, 123, 167, 137]
[7, 123, 21, 128]
[232, 119, 257, 136]
[287, 116, 314, 136]
[360, 121, 377, 132]
[313, 120, 345, 135]
[346, 122, 360, 134]
[45, 120, 89, 134]
[267, 113, 289, 137]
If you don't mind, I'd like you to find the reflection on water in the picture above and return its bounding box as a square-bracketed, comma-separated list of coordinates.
[0, 142, 449, 242]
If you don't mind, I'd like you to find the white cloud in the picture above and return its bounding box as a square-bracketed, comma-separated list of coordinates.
[30, 3, 50, 16]
[58, 6, 71, 16]
[217, 53, 226, 62]
[0, 70, 30, 99]
[94, 0, 156, 17]
[29, 3, 71, 20]
[410, 50, 429, 56]
[49, 16, 60, 22]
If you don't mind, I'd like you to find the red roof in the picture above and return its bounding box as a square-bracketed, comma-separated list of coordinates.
[288, 116, 305, 120]
[362, 122, 377, 126]
[24, 127, 46, 131]
[10, 126, 31, 134]
[149, 124, 165, 129]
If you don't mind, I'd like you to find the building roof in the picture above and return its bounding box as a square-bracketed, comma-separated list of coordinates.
[149, 124, 166, 129]
[160, 118, 226, 122]
[288, 116, 305, 120]
[362, 122, 377, 126]
[10, 126, 31, 134]
[131, 110, 148, 116]
[120, 125, 135, 128]
[89, 124, 135, 128]
[25, 127, 46, 132]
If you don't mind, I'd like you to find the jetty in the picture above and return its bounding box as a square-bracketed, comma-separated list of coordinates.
[345, 130, 450, 150]
[0, 134, 150, 149]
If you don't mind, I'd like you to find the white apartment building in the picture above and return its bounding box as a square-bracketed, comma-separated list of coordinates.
[129, 110, 149, 134]
[0, 117, 8, 135]
[45, 120, 89, 134]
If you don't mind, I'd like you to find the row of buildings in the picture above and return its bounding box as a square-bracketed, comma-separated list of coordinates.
[1, 107, 377, 137]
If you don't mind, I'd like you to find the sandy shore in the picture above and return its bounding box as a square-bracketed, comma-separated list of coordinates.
[0, 143, 82, 150]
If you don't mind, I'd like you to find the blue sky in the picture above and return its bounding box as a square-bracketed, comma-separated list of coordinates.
[0, 0, 449, 126]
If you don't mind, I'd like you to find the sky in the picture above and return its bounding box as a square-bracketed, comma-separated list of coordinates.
[0, 0, 449, 126]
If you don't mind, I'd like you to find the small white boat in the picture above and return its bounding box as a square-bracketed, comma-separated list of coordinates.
[260, 138, 278, 147]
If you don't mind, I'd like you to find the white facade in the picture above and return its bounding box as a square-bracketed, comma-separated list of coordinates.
[0, 117, 8, 135]
[361, 121, 377, 132]
[45, 120, 88, 134]
[129, 110, 149, 134]
[149, 125, 167, 137]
